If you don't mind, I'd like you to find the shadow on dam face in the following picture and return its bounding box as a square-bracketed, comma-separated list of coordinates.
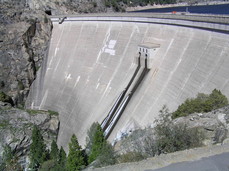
[27, 20, 229, 149]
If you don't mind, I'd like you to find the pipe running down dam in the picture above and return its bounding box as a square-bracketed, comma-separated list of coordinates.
[27, 14, 229, 148]
[102, 52, 151, 139]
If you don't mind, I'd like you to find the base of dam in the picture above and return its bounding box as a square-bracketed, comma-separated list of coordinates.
[27, 15, 229, 148]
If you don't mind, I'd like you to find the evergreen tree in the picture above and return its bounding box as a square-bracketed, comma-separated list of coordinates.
[208, 89, 228, 110]
[58, 146, 67, 168]
[66, 134, 85, 171]
[96, 142, 116, 167]
[86, 122, 100, 154]
[40, 146, 67, 171]
[29, 125, 47, 170]
[172, 89, 228, 119]
[50, 140, 59, 161]
[88, 124, 106, 163]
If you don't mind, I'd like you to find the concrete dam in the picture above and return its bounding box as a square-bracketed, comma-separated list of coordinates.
[27, 13, 229, 148]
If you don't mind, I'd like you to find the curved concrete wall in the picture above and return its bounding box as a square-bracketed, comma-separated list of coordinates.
[27, 17, 229, 148]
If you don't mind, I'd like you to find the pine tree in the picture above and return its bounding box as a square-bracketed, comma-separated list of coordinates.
[86, 122, 100, 154]
[88, 124, 106, 163]
[50, 140, 59, 161]
[208, 89, 228, 110]
[29, 125, 47, 170]
[66, 134, 85, 171]
[59, 146, 66, 167]
[96, 142, 116, 167]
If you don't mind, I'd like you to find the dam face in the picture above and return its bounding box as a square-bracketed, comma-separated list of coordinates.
[27, 15, 229, 148]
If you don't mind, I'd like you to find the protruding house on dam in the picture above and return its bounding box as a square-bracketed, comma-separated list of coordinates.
[138, 43, 160, 69]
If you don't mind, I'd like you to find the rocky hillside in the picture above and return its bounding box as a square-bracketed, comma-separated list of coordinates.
[1, 0, 108, 15]
[0, 101, 59, 167]
[28, 0, 108, 14]
[174, 105, 229, 145]
[115, 105, 229, 154]
[0, 0, 115, 107]
[0, 3, 52, 106]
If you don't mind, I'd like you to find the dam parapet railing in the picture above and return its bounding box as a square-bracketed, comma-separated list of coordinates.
[50, 13, 229, 33]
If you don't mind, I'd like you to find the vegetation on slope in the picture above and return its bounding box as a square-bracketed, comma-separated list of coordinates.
[153, 105, 204, 154]
[0, 144, 22, 171]
[116, 105, 204, 163]
[66, 134, 86, 171]
[172, 89, 228, 119]
[1, 89, 228, 170]
[29, 126, 49, 170]
[87, 123, 116, 167]
[116, 90, 228, 163]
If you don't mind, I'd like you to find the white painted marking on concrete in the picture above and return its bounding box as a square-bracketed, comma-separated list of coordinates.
[65, 73, 72, 80]
[74, 76, 81, 88]
[96, 26, 111, 63]
[103, 40, 117, 56]
[104, 48, 115, 55]
[105, 87, 112, 97]
[108, 40, 117, 49]
[96, 83, 100, 90]
[86, 79, 89, 85]
[54, 58, 61, 72]
[98, 23, 139, 104]
[54, 47, 59, 56]
[97, 24, 138, 106]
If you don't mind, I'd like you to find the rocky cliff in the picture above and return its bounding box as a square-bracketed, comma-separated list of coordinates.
[0, 0, 113, 107]
[0, 101, 59, 166]
[0, 4, 52, 106]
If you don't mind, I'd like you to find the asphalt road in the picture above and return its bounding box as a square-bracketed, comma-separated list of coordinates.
[147, 152, 229, 171]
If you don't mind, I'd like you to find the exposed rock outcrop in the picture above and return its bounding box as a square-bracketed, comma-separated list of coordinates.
[1, 0, 108, 15]
[0, 4, 52, 106]
[0, 0, 113, 106]
[115, 106, 229, 154]
[174, 105, 229, 145]
[0, 102, 59, 163]
[28, 0, 108, 14]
